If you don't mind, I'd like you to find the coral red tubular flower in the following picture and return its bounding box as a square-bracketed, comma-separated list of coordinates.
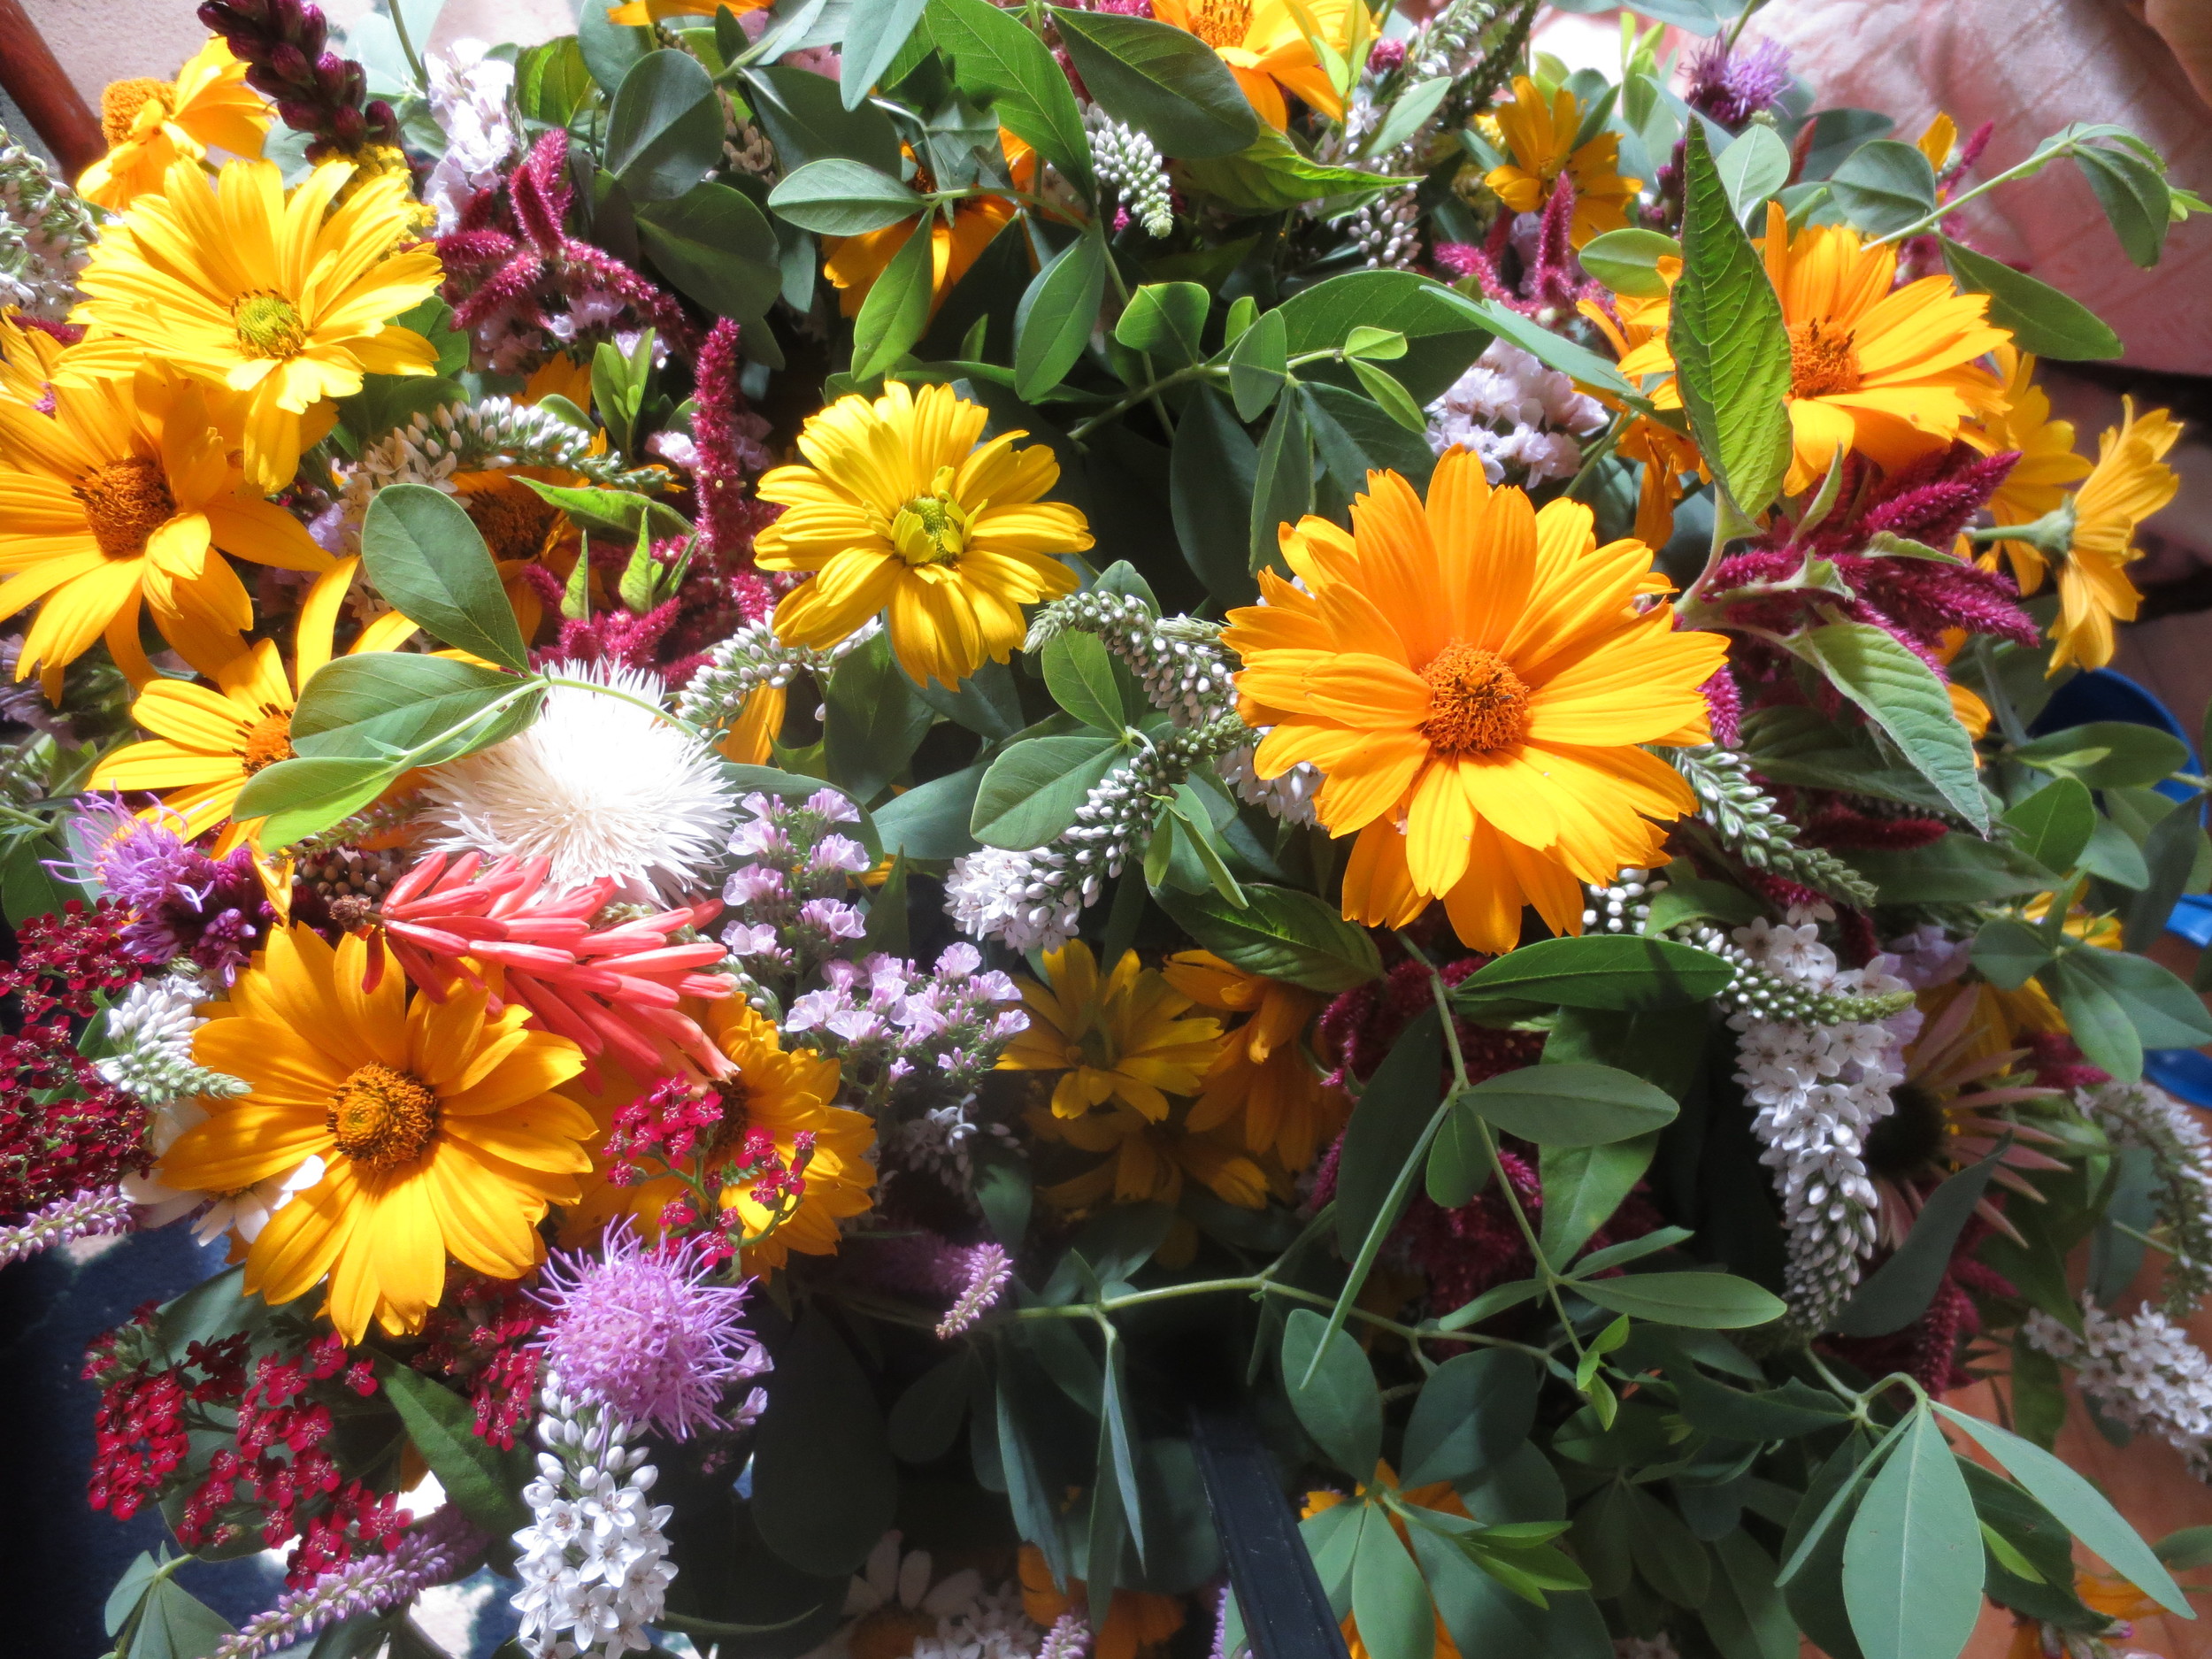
[365, 852, 734, 1081]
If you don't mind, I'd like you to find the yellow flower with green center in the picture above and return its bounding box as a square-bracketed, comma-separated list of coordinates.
[72, 157, 443, 491]
[77, 36, 269, 212]
[753, 380, 1090, 687]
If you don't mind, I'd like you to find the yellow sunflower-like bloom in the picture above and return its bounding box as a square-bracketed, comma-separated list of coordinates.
[1025, 1097, 1279, 1210]
[753, 380, 1088, 688]
[157, 926, 596, 1343]
[88, 557, 417, 848]
[1617, 202, 2010, 495]
[607, 0, 764, 20]
[73, 157, 442, 491]
[569, 1003, 876, 1272]
[826, 138, 1033, 319]
[2047, 398, 2181, 674]
[0, 366, 329, 691]
[1484, 75, 1642, 247]
[1225, 454, 1728, 955]
[78, 37, 269, 212]
[1159, 950, 1347, 1172]
[1151, 0, 1362, 129]
[1968, 344, 2093, 591]
[999, 941, 1225, 1122]
[0, 309, 74, 408]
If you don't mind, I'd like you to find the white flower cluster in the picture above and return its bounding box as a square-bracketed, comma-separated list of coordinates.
[1582, 868, 1666, 935]
[0, 127, 92, 319]
[423, 40, 518, 234]
[2026, 1301, 2212, 1481]
[95, 971, 247, 1106]
[803, 1533, 1041, 1659]
[672, 618, 880, 733]
[1727, 920, 1917, 1334]
[512, 1374, 679, 1659]
[1085, 106, 1174, 239]
[944, 714, 1250, 951]
[1344, 182, 1422, 271]
[2078, 1080, 2212, 1316]
[1425, 340, 1606, 484]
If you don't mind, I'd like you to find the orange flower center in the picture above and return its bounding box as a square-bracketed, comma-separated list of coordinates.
[239, 710, 296, 774]
[326, 1062, 441, 1167]
[1418, 642, 1532, 754]
[100, 78, 172, 144]
[74, 456, 178, 559]
[705, 1078, 754, 1167]
[232, 291, 308, 360]
[1189, 0, 1253, 47]
[465, 486, 564, 564]
[1787, 318, 1862, 399]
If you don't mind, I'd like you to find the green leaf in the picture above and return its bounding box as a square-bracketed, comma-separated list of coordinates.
[2016, 721, 2188, 788]
[580, 0, 653, 91]
[1165, 795, 1245, 908]
[1401, 1349, 1540, 1488]
[1717, 125, 1792, 221]
[1015, 233, 1110, 400]
[1048, 7, 1258, 159]
[2047, 951, 2143, 1079]
[1672, 1369, 1854, 1440]
[1336, 1005, 1443, 1256]
[1179, 127, 1403, 214]
[2155, 1525, 2212, 1571]
[1828, 139, 1939, 238]
[1848, 836, 2055, 903]
[767, 157, 926, 234]
[1540, 1133, 1660, 1265]
[2074, 143, 2170, 267]
[1281, 1309, 1384, 1479]
[1939, 237, 2122, 360]
[517, 35, 595, 126]
[1711, 1532, 1801, 1659]
[1936, 1404, 2189, 1614]
[512, 477, 691, 543]
[1042, 631, 1128, 731]
[286, 653, 534, 764]
[1365, 74, 1451, 157]
[605, 49, 723, 201]
[1454, 934, 1737, 1011]
[1170, 385, 1262, 607]
[233, 755, 407, 848]
[1620, 1481, 1712, 1605]
[1578, 227, 1682, 297]
[852, 204, 939, 379]
[1463, 1062, 1678, 1148]
[1834, 1145, 2009, 1337]
[1671, 121, 1793, 521]
[2124, 798, 2203, 950]
[1249, 388, 1312, 575]
[1841, 1409, 1987, 1659]
[1433, 1278, 1545, 1333]
[888, 1353, 976, 1463]
[2003, 776, 2095, 873]
[928, 0, 1094, 194]
[825, 629, 933, 799]
[1115, 280, 1210, 365]
[972, 731, 1128, 848]
[1575, 1271, 1786, 1329]
[127, 1578, 236, 1659]
[1454, 296, 1645, 406]
[638, 180, 783, 319]
[1426, 1104, 1492, 1209]
[1785, 622, 1989, 830]
[1351, 1519, 1436, 1659]
[873, 762, 985, 858]
[840, 0, 931, 108]
[360, 482, 531, 669]
[1970, 918, 2055, 992]
[1228, 303, 1289, 420]
[1348, 357, 1431, 434]
[376, 1358, 530, 1532]
[741, 62, 903, 173]
[1151, 882, 1381, 991]
[2063, 945, 2212, 1051]
[753, 1311, 899, 1574]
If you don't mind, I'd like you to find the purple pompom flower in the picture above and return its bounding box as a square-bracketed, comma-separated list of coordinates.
[67, 798, 271, 982]
[1684, 38, 1792, 129]
[534, 1218, 772, 1439]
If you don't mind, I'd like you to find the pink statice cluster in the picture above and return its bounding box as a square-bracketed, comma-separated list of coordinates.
[784, 943, 1029, 1112]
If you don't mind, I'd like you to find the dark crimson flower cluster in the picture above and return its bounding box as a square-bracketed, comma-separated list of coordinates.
[195, 0, 400, 161]
[411, 1271, 549, 1450]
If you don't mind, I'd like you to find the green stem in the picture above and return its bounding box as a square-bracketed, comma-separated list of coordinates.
[1563, 411, 1628, 503]
[1066, 364, 1217, 441]
[1972, 635, 2031, 749]
[385, 0, 430, 93]
[541, 673, 714, 743]
[1870, 142, 2081, 247]
[1723, 0, 1763, 52]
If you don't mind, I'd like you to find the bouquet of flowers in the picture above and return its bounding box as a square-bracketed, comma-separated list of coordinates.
[8, 0, 2212, 1655]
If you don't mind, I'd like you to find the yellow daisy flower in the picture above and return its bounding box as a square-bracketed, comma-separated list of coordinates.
[73, 157, 442, 491]
[753, 380, 1089, 688]
[0, 309, 74, 408]
[77, 36, 269, 212]
[570, 1003, 877, 1273]
[158, 926, 596, 1343]
[1159, 950, 1347, 1172]
[999, 941, 1225, 1122]
[2047, 398, 2181, 673]
[88, 557, 418, 849]
[1617, 203, 2010, 495]
[1967, 344, 2093, 594]
[1025, 1097, 1278, 1210]
[1485, 75, 1642, 247]
[1224, 453, 1728, 955]
[1151, 0, 1362, 129]
[0, 366, 328, 692]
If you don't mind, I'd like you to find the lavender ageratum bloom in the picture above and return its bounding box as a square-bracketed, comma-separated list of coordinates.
[1683, 37, 1792, 129]
[67, 798, 270, 981]
[534, 1219, 772, 1439]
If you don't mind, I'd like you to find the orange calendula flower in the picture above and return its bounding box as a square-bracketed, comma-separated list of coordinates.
[0, 366, 329, 692]
[1159, 950, 1347, 1172]
[825, 138, 1034, 320]
[1617, 203, 2011, 495]
[78, 36, 269, 211]
[158, 926, 595, 1343]
[1484, 75, 1641, 247]
[1151, 0, 1363, 129]
[1225, 454, 1726, 954]
[999, 941, 1224, 1122]
[2047, 398, 2182, 673]
[1018, 1546, 1185, 1659]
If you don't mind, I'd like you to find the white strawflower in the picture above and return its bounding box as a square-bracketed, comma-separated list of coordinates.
[419, 660, 737, 895]
[2027, 1301, 2212, 1480]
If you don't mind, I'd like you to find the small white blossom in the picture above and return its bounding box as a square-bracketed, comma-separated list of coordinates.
[2027, 1301, 2212, 1480]
[423, 40, 517, 234]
